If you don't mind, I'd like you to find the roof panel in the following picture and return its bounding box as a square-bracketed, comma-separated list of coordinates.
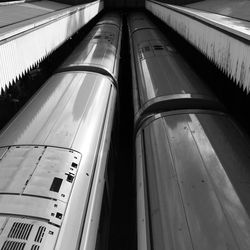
[0, 1, 69, 28]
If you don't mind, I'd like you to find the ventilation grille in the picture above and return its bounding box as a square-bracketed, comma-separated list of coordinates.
[31, 245, 40, 250]
[1, 240, 25, 250]
[93, 33, 114, 44]
[153, 45, 164, 51]
[8, 223, 33, 240]
[34, 226, 46, 243]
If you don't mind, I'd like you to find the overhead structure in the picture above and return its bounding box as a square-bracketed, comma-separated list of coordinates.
[0, 0, 103, 92]
[146, 0, 250, 92]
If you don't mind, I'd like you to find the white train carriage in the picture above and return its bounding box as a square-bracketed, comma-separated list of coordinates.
[128, 13, 224, 127]
[0, 13, 122, 250]
[59, 12, 122, 84]
[136, 110, 250, 250]
[130, 13, 250, 250]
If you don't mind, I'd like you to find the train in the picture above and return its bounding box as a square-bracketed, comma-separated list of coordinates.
[0, 12, 122, 250]
[128, 12, 250, 250]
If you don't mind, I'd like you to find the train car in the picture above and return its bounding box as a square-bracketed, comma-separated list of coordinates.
[128, 12, 224, 127]
[0, 13, 122, 250]
[129, 13, 250, 249]
[59, 12, 122, 85]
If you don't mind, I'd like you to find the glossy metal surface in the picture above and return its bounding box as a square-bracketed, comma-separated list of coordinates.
[59, 13, 122, 83]
[0, 72, 113, 152]
[79, 85, 116, 250]
[0, 13, 120, 250]
[96, 12, 122, 29]
[0, 70, 116, 250]
[128, 13, 221, 123]
[137, 111, 250, 249]
[128, 12, 156, 36]
[136, 133, 150, 250]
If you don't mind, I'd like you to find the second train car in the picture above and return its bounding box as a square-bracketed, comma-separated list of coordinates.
[129, 12, 250, 250]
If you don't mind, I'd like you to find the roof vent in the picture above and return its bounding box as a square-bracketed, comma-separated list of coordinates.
[34, 226, 46, 243]
[31, 245, 40, 250]
[8, 222, 33, 240]
[1, 240, 25, 250]
[153, 45, 164, 51]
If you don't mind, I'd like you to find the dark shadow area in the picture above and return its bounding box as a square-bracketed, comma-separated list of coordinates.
[147, 10, 250, 136]
[0, 11, 103, 130]
[149, 0, 201, 5]
[108, 11, 136, 250]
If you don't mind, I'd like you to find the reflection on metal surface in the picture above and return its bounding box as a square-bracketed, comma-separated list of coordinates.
[135, 94, 225, 128]
[128, 12, 221, 125]
[0, 72, 112, 151]
[138, 111, 250, 249]
[59, 15, 122, 84]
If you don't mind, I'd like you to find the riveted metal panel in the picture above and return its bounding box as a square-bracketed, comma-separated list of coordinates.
[138, 111, 250, 249]
[0, 195, 66, 226]
[0, 146, 82, 225]
[23, 147, 81, 203]
[0, 217, 59, 250]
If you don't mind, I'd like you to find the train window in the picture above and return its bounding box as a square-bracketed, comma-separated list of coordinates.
[50, 177, 62, 193]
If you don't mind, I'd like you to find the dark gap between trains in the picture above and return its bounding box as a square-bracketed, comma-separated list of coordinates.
[108, 11, 136, 250]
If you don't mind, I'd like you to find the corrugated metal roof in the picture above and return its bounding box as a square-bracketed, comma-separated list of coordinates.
[0, 1, 69, 28]
[0, 0, 104, 91]
[146, 0, 250, 92]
